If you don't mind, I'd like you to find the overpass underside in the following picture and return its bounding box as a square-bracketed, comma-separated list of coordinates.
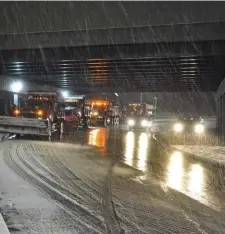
[1, 2, 225, 93]
[0, 41, 225, 93]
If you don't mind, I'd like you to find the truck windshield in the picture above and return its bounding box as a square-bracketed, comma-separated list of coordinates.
[64, 110, 73, 116]
[21, 100, 50, 109]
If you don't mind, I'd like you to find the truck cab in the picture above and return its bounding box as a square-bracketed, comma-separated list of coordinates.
[19, 92, 56, 119]
[126, 103, 154, 132]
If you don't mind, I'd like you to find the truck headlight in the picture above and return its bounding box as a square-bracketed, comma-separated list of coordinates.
[14, 109, 20, 115]
[91, 111, 98, 116]
[37, 110, 43, 116]
[195, 124, 204, 133]
[174, 123, 183, 132]
[141, 120, 148, 127]
[128, 119, 135, 126]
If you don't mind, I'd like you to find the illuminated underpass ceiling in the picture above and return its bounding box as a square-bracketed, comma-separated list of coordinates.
[0, 55, 225, 92]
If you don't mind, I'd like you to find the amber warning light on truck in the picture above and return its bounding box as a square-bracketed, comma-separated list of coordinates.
[28, 95, 56, 101]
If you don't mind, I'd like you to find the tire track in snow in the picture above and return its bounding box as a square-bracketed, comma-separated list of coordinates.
[4, 143, 105, 233]
[181, 209, 209, 234]
[38, 144, 148, 233]
[25, 143, 102, 204]
[102, 161, 124, 234]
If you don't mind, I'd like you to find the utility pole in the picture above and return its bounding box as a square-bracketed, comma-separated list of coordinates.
[154, 96, 158, 119]
[140, 92, 143, 104]
[114, 93, 119, 104]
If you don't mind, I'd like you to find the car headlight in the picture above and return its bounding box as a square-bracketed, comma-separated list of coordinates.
[174, 123, 183, 132]
[141, 120, 148, 127]
[128, 119, 135, 126]
[195, 124, 204, 133]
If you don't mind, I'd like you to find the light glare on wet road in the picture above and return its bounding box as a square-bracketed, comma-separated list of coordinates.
[124, 131, 135, 168]
[83, 128, 223, 210]
[167, 151, 184, 190]
[188, 164, 204, 200]
[87, 128, 107, 155]
[137, 133, 149, 172]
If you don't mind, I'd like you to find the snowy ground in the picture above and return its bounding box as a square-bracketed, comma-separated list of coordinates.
[0, 141, 99, 234]
[1, 140, 225, 233]
[173, 145, 225, 165]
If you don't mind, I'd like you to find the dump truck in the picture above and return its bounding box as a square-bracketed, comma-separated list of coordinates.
[125, 103, 155, 132]
[19, 92, 57, 119]
[58, 96, 84, 133]
[79, 98, 121, 128]
[0, 92, 64, 140]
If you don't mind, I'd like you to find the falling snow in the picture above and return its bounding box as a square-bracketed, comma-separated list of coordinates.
[0, 1, 225, 234]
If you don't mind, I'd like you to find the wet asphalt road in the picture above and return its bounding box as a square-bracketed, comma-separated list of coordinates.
[3, 120, 225, 233]
[72, 126, 225, 212]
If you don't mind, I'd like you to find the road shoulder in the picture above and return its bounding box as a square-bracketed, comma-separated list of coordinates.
[172, 145, 225, 165]
[0, 141, 78, 234]
[0, 212, 10, 234]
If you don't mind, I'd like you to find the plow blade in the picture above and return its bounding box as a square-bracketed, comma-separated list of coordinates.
[0, 116, 49, 136]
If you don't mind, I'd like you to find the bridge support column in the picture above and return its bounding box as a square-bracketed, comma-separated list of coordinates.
[13, 94, 18, 106]
[216, 93, 225, 140]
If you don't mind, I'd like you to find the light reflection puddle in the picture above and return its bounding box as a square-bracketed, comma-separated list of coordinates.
[166, 151, 220, 211]
[87, 128, 107, 156]
[124, 131, 152, 183]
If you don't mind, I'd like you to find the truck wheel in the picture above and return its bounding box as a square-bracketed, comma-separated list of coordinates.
[86, 119, 91, 128]
[60, 121, 64, 140]
[47, 119, 52, 141]
[76, 117, 80, 130]
[104, 118, 107, 127]
[115, 117, 120, 125]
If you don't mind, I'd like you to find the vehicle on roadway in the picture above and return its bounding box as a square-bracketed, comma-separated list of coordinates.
[127, 115, 153, 132]
[172, 116, 205, 134]
[0, 92, 74, 140]
[19, 92, 57, 119]
[80, 97, 121, 128]
[58, 96, 84, 133]
[126, 103, 154, 132]
[170, 116, 206, 144]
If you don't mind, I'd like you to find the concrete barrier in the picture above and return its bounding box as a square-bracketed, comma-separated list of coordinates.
[0, 213, 10, 234]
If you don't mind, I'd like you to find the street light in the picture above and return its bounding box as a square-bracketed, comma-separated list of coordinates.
[11, 81, 23, 93]
[62, 90, 69, 98]
[114, 93, 119, 104]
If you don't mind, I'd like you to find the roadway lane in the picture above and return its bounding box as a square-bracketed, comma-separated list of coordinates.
[82, 127, 225, 212]
[44, 126, 225, 232]
[3, 122, 225, 233]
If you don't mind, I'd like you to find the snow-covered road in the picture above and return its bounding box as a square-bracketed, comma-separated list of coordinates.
[1, 139, 225, 234]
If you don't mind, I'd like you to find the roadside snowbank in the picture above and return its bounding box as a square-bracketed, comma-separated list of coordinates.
[172, 145, 225, 165]
[0, 212, 10, 234]
[0, 141, 90, 234]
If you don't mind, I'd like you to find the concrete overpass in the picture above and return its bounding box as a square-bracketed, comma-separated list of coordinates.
[1, 2, 225, 49]
[0, 2, 225, 93]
